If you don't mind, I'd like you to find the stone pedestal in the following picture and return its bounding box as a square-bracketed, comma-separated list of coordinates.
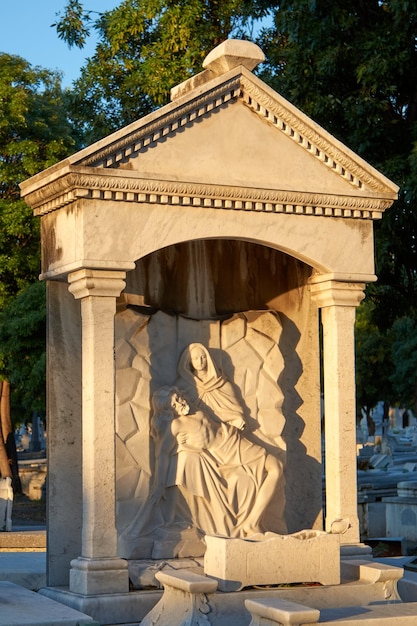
[141, 570, 218, 626]
[204, 532, 340, 591]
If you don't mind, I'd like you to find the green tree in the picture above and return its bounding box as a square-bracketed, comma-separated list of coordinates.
[54, 1, 417, 413]
[259, 1, 417, 412]
[54, 0, 273, 142]
[0, 54, 75, 309]
[0, 282, 46, 416]
[355, 300, 392, 430]
[390, 317, 417, 415]
[0, 55, 75, 478]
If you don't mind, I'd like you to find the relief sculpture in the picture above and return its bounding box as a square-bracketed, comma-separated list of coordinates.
[150, 383, 283, 538]
[151, 344, 283, 537]
[116, 311, 288, 559]
[176, 343, 246, 431]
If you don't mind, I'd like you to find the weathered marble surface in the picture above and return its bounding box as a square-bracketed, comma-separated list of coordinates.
[204, 531, 340, 591]
[116, 310, 288, 558]
[19, 37, 398, 595]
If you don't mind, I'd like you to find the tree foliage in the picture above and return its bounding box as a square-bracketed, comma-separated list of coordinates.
[54, 0, 273, 142]
[390, 317, 417, 414]
[0, 282, 46, 416]
[355, 300, 393, 418]
[31, 1, 417, 418]
[0, 54, 75, 307]
[258, 1, 417, 414]
[0, 54, 75, 418]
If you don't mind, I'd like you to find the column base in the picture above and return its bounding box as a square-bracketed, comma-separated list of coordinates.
[39, 587, 160, 625]
[69, 557, 130, 595]
[340, 543, 373, 559]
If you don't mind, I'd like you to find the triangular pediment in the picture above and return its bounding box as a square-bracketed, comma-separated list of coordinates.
[99, 100, 375, 198]
[21, 63, 398, 219]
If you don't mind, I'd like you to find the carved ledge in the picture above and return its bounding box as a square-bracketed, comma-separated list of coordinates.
[28, 171, 392, 219]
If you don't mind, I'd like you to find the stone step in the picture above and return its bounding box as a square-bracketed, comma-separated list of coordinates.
[245, 597, 417, 625]
[319, 602, 417, 624]
[138, 562, 414, 626]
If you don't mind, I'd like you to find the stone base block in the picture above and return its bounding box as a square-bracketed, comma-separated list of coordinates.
[384, 496, 417, 543]
[141, 569, 218, 626]
[339, 543, 373, 559]
[69, 556, 130, 595]
[40, 587, 161, 626]
[0, 581, 96, 626]
[204, 531, 340, 591]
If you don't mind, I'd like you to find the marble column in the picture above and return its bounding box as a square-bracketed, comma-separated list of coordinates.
[310, 277, 365, 545]
[67, 269, 129, 595]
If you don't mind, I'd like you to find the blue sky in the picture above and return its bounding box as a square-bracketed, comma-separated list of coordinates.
[2, 1, 118, 87]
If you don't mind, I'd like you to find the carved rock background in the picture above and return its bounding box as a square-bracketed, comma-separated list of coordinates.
[115, 309, 286, 557]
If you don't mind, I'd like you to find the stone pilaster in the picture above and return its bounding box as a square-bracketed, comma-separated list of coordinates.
[67, 269, 129, 595]
[310, 278, 365, 545]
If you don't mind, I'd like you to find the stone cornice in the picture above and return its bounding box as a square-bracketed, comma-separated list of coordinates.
[28, 170, 393, 219]
[21, 67, 398, 220]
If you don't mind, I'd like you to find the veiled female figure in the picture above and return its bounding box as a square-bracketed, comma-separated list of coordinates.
[177, 343, 246, 430]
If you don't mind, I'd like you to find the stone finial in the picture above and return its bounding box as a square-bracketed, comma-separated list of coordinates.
[171, 39, 265, 100]
[203, 39, 265, 76]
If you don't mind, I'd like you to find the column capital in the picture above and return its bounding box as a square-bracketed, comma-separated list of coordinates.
[68, 268, 126, 300]
[309, 278, 366, 308]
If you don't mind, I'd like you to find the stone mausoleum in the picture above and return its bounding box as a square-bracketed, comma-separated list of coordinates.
[21, 41, 401, 624]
